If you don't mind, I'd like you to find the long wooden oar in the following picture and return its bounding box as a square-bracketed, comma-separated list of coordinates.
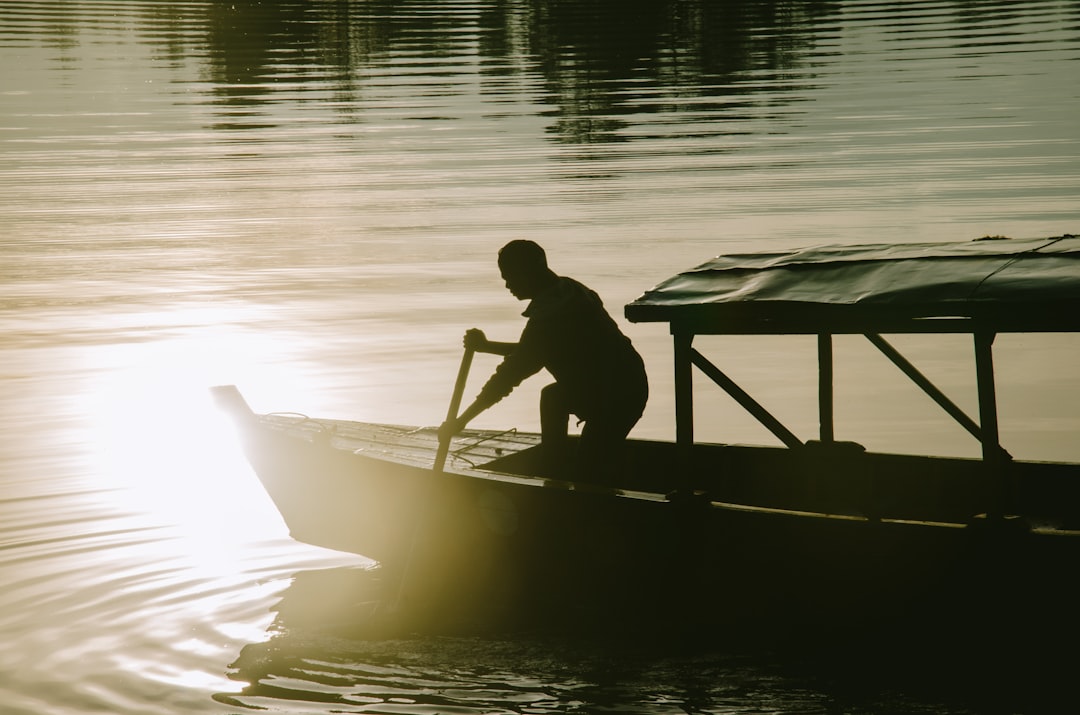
[391, 343, 475, 615]
[433, 345, 475, 473]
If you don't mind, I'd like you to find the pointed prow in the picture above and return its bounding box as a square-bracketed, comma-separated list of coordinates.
[210, 385, 256, 424]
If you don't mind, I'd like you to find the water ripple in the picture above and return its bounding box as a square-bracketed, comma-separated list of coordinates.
[3, 1, 1080, 713]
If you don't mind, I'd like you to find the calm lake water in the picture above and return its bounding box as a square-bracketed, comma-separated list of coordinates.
[3, 1, 1079, 713]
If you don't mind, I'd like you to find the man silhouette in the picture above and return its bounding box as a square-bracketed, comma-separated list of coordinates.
[439, 240, 648, 482]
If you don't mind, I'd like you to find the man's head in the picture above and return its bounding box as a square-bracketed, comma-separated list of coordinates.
[498, 240, 553, 299]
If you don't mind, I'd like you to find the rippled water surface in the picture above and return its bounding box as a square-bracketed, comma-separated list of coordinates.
[3, 1, 1080, 713]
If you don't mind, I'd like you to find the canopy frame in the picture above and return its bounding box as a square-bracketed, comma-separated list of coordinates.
[671, 325, 1012, 516]
[671, 326, 1005, 458]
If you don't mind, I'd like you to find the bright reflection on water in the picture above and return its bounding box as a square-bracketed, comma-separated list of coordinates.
[2, 0, 1080, 713]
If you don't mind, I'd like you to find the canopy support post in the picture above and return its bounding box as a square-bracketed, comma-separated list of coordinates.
[818, 333, 834, 443]
[974, 331, 1008, 519]
[674, 329, 695, 492]
[973, 332, 1002, 458]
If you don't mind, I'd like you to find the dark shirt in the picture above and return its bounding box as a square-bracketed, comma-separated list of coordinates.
[475, 276, 646, 420]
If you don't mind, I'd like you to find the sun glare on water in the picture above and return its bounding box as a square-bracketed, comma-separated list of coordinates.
[82, 324, 303, 567]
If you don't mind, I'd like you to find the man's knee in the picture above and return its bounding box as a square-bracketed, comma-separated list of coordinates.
[540, 383, 571, 420]
[540, 382, 567, 407]
[540, 383, 571, 446]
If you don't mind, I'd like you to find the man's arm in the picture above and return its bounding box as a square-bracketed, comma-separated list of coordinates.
[438, 329, 512, 441]
[465, 328, 516, 357]
[439, 327, 539, 441]
[438, 396, 488, 442]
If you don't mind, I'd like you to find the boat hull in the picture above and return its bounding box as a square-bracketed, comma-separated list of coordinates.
[223, 408, 1080, 641]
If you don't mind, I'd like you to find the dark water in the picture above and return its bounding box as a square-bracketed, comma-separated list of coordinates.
[3, 1, 1080, 713]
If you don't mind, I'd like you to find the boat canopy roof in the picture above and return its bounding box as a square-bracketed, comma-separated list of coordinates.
[625, 235, 1080, 335]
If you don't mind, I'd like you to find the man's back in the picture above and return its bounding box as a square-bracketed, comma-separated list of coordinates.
[519, 275, 642, 420]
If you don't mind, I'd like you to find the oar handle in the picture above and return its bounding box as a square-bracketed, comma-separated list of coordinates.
[433, 345, 475, 473]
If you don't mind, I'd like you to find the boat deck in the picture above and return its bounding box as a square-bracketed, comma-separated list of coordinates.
[260, 413, 543, 473]
[258, 413, 1080, 530]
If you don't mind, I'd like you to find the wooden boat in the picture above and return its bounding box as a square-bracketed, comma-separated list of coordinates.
[214, 235, 1080, 642]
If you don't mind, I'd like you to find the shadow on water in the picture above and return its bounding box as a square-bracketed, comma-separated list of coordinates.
[217, 564, 1079, 714]
[43, 0, 836, 140]
[35, 0, 1079, 183]
[215, 565, 801, 713]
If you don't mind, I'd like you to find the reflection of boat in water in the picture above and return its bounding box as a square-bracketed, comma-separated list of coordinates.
[214, 236, 1080, 642]
[219, 563, 1078, 714]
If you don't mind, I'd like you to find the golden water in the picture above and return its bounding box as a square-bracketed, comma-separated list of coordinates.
[2, 1, 1079, 712]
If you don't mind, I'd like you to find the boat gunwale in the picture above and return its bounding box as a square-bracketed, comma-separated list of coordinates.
[251, 412, 1080, 533]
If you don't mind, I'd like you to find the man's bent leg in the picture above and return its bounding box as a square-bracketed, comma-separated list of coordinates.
[577, 374, 646, 486]
[578, 413, 639, 486]
[540, 382, 571, 472]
